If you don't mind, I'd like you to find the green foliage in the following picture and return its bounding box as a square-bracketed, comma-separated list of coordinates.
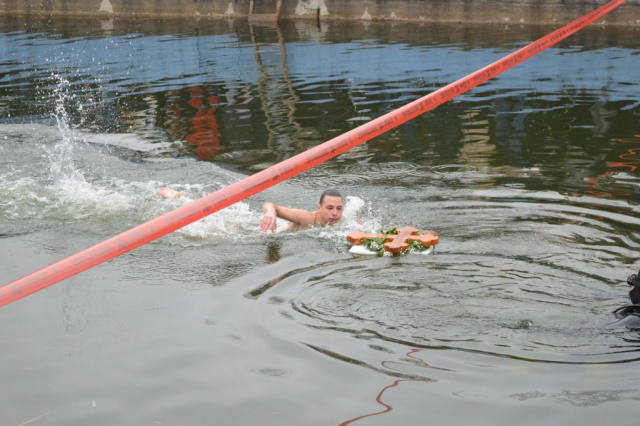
[407, 239, 429, 253]
[362, 236, 386, 257]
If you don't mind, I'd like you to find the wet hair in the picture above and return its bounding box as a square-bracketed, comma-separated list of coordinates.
[319, 189, 343, 206]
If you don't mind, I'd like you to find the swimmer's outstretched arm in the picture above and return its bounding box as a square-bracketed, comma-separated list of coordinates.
[260, 202, 315, 232]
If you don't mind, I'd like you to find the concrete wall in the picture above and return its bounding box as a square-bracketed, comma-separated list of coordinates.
[1, 0, 639, 26]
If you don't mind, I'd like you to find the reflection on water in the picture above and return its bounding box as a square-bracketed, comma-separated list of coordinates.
[339, 348, 436, 426]
[1, 15, 640, 426]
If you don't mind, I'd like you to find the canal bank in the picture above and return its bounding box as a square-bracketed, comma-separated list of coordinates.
[1, 0, 640, 26]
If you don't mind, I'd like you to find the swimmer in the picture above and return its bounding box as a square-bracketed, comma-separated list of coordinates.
[260, 189, 344, 232]
[156, 186, 343, 231]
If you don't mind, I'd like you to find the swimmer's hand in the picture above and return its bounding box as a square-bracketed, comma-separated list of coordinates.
[157, 187, 186, 199]
[261, 203, 277, 232]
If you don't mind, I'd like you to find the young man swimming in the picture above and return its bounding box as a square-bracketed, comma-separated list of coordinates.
[157, 187, 344, 231]
[260, 189, 344, 232]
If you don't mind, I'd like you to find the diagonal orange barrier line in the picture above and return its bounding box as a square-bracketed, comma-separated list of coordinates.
[0, 0, 627, 307]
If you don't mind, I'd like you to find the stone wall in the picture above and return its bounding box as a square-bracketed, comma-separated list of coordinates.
[1, 0, 639, 26]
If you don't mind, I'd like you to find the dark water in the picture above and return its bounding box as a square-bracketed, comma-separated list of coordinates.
[1, 15, 640, 425]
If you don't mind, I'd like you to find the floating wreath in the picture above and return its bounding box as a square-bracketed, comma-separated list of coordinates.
[362, 228, 431, 257]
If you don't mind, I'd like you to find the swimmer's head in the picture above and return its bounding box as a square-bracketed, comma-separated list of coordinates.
[317, 189, 343, 224]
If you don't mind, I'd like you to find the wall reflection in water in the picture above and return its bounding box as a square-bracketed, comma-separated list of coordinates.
[1, 17, 639, 194]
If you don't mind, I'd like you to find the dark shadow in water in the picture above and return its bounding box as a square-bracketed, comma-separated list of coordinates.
[265, 240, 281, 264]
[245, 258, 367, 299]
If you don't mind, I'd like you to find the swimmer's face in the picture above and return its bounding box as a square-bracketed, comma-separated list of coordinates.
[317, 195, 343, 224]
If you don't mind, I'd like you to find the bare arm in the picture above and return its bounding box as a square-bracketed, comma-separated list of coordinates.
[260, 202, 315, 232]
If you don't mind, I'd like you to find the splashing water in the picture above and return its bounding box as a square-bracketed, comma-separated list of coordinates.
[37, 76, 137, 215]
[47, 75, 85, 185]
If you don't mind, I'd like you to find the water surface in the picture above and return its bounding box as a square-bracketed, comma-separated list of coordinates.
[1, 16, 640, 426]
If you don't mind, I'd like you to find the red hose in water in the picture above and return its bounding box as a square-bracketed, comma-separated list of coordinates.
[0, 0, 626, 307]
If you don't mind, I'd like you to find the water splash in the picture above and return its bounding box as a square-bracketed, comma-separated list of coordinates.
[47, 75, 86, 185]
[178, 198, 263, 240]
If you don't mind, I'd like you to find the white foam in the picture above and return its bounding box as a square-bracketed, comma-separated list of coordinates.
[177, 200, 262, 240]
[82, 133, 172, 153]
[52, 177, 134, 215]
